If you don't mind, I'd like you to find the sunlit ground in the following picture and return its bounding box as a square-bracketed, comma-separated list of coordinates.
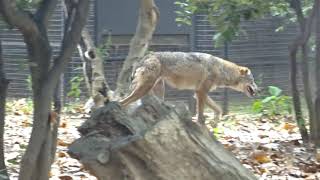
[3, 99, 320, 180]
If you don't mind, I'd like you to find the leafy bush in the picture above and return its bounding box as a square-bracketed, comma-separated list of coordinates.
[67, 76, 83, 98]
[96, 31, 112, 58]
[252, 86, 292, 116]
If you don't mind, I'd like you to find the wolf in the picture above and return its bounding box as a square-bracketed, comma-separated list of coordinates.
[120, 52, 258, 124]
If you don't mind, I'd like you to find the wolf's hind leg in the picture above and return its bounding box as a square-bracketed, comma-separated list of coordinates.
[205, 96, 222, 121]
[120, 67, 159, 106]
[120, 81, 156, 106]
[151, 78, 165, 100]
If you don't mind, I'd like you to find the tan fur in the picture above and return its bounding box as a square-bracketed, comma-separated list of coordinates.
[120, 52, 258, 124]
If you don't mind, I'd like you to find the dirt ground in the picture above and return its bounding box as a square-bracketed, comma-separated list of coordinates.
[3, 99, 320, 180]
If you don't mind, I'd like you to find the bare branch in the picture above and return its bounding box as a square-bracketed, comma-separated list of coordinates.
[35, 0, 58, 28]
[0, 0, 38, 34]
[47, 0, 90, 86]
[289, 0, 317, 48]
[115, 0, 159, 96]
[289, 0, 305, 28]
[290, 0, 317, 42]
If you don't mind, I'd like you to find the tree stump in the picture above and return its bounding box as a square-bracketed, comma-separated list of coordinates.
[68, 96, 256, 180]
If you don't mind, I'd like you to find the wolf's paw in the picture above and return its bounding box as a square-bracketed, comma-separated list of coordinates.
[192, 116, 206, 125]
[214, 113, 222, 121]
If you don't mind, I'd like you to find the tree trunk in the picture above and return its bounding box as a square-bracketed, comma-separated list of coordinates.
[80, 28, 110, 106]
[223, 42, 229, 115]
[68, 96, 257, 180]
[0, 0, 89, 179]
[51, 75, 63, 162]
[289, 0, 316, 141]
[0, 41, 9, 179]
[301, 44, 315, 139]
[19, 33, 57, 180]
[314, 0, 320, 148]
[286, 0, 319, 144]
[77, 31, 93, 96]
[0, 1, 90, 179]
[64, 0, 110, 108]
[289, 43, 309, 143]
[115, 0, 159, 97]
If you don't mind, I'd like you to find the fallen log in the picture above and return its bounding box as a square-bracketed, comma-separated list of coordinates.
[68, 96, 256, 180]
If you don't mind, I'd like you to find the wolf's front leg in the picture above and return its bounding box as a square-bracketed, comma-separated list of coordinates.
[195, 91, 206, 124]
[205, 96, 222, 122]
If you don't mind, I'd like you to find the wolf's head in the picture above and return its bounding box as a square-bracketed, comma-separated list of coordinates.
[235, 67, 258, 97]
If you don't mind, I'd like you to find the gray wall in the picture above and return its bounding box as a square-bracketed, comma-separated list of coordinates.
[191, 14, 301, 104]
[0, 1, 96, 98]
[95, 0, 190, 43]
[0, 0, 303, 106]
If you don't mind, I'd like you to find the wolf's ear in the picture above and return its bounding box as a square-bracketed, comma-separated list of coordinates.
[239, 67, 249, 76]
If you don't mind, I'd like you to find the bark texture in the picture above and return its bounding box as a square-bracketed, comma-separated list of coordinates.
[0, 0, 90, 179]
[289, 43, 309, 143]
[80, 28, 110, 106]
[301, 44, 315, 138]
[64, 1, 110, 108]
[290, 0, 316, 141]
[115, 0, 159, 97]
[314, 0, 320, 148]
[0, 41, 9, 179]
[286, 0, 319, 143]
[68, 96, 257, 180]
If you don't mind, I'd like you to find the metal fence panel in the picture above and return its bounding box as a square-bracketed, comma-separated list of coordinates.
[0, 2, 304, 108]
[193, 14, 302, 105]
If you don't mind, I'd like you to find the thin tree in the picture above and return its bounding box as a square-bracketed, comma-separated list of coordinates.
[291, 0, 317, 139]
[62, 0, 110, 109]
[314, 0, 320, 148]
[288, 0, 317, 143]
[0, 40, 9, 179]
[0, 0, 90, 179]
[115, 0, 159, 97]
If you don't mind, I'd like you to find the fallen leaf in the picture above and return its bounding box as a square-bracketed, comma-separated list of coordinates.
[251, 150, 271, 164]
[57, 139, 70, 147]
[60, 122, 67, 128]
[282, 122, 296, 132]
[73, 107, 84, 114]
[22, 120, 31, 127]
[59, 175, 73, 180]
[58, 152, 68, 158]
[301, 164, 318, 173]
[13, 111, 22, 116]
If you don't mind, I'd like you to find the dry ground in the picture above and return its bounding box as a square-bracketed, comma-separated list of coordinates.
[3, 99, 320, 180]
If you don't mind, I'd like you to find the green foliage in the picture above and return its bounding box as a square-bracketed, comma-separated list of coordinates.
[67, 76, 83, 98]
[25, 98, 33, 112]
[174, 0, 198, 26]
[252, 86, 292, 116]
[212, 127, 223, 139]
[63, 102, 83, 113]
[175, 0, 314, 46]
[96, 31, 113, 59]
[26, 75, 32, 91]
[175, 0, 271, 46]
[16, 0, 41, 9]
[5, 98, 33, 114]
